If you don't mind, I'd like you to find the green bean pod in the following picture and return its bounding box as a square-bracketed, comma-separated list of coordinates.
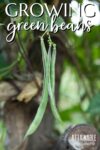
[24, 37, 49, 138]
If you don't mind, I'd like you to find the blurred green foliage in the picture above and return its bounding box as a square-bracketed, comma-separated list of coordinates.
[0, 0, 100, 148]
[88, 93, 100, 115]
[0, 121, 6, 150]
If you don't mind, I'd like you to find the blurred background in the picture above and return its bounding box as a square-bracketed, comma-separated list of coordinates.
[0, 0, 100, 149]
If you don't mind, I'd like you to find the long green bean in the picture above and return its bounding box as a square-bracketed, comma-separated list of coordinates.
[24, 37, 49, 138]
[48, 43, 62, 123]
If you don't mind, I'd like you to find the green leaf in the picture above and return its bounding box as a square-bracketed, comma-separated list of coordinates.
[0, 54, 8, 69]
[0, 52, 20, 78]
[4, 0, 19, 16]
[87, 93, 100, 115]
[60, 105, 82, 121]
[30, 8, 64, 32]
